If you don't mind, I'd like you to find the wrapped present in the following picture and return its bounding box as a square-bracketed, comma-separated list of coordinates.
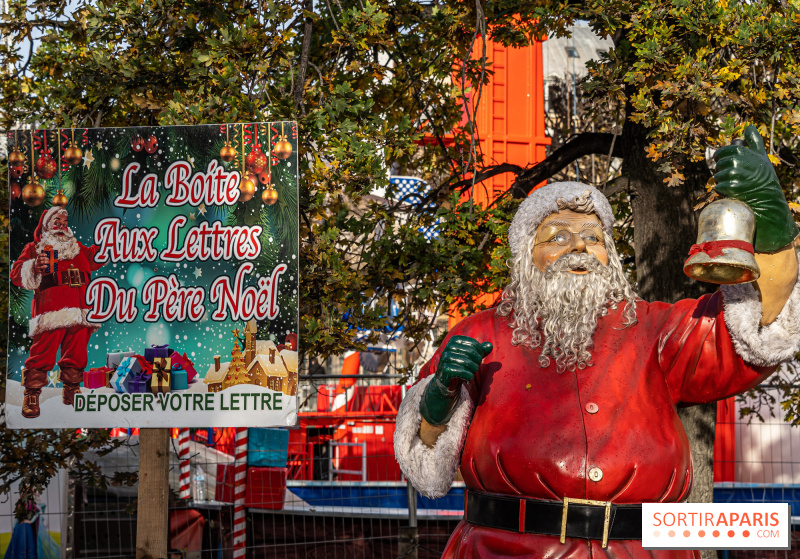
[111, 356, 142, 393]
[169, 352, 197, 383]
[129, 370, 151, 393]
[150, 357, 171, 394]
[42, 245, 59, 273]
[171, 368, 188, 390]
[245, 467, 288, 510]
[106, 350, 135, 370]
[135, 355, 153, 375]
[145, 344, 172, 362]
[248, 428, 289, 468]
[83, 367, 108, 389]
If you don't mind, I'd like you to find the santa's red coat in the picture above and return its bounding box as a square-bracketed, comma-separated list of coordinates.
[416, 292, 775, 558]
[10, 241, 104, 338]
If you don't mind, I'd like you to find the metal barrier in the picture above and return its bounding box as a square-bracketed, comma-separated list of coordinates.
[328, 440, 367, 482]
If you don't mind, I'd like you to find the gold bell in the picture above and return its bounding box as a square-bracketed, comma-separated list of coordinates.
[684, 198, 760, 284]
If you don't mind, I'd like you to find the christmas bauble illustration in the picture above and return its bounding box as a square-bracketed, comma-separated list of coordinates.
[22, 180, 45, 206]
[262, 186, 278, 205]
[274, 138, 293, 160]
[35, 154, 57, 179]
[64, 143, 83, 165]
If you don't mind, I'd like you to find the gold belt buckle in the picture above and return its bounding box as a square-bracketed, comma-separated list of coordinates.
[560, 497, 613, 549]
[67, 268, 82, 287]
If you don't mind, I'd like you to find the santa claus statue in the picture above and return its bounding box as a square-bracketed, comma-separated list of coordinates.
[10, 206, 106, 419]
[395, 127, 800, 557]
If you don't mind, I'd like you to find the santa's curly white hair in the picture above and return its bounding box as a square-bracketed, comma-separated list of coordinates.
[497, 182, 638, 373]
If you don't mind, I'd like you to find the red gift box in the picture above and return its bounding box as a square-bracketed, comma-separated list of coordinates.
[245, 467, 287, 510]
[170, 352, 197, 383]
[215, 464, 235, 503]
[215, 465, 287, 509]
[83, 367, 109, 389]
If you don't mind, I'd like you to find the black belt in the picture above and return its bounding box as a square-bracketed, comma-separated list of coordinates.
[39, 269, 88, 290]
[465, 490, 642, 548]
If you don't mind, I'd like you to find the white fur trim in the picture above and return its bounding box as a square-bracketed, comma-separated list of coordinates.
[29, 308, 101, 338]
[20, 259, 41, 290]
[508, 181, 616, 258]
[721, 266, 800, 367]
[393, 376, 473, 498]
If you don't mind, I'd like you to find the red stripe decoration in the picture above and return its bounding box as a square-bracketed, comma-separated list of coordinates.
[178, 428, 191, 499]
[233, 427, 248, 559]
[60, 130, 70, 171]
[688, 240, 754, 258]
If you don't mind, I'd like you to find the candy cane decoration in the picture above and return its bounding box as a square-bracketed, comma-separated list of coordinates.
[178, 428, 191, 499]
[233, 427, 248, 558]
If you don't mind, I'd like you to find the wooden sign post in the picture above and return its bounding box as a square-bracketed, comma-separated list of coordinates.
[136, 428, 170, 559]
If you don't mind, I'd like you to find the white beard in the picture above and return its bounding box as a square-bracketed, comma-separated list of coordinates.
[38, 229, 80, 261]
[496, 248, 638, 373]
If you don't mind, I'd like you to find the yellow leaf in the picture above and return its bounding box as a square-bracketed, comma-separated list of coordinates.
[789, 202, 800, 214]
[665, 172, 685, 187]
[768, 154, 780, 166]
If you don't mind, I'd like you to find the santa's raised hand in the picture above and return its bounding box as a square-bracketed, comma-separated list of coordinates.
[420, 335, 493, 426]
[713, 125, 799, 252]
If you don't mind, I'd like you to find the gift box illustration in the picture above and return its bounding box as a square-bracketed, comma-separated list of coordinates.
[111, 356, 144, 393]
[145, 344, 172, 363]
[83, 367, 110, 390]
[170, 352, 197, 383]
[129, 358, 152, 393]
[106, 350, 135, 370]
[171, 364, 188, 390]
[41, 245, 59, 273]
[150, 357, 171, 394]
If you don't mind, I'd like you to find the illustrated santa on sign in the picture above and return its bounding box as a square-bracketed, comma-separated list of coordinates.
[10, 206, 106, 419]
[394, 127, 800, 557]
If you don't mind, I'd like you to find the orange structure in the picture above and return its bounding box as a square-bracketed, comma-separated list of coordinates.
[463, 36, 551, 207]
[449, 36, 551, 328]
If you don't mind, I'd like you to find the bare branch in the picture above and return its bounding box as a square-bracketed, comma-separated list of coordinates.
[510, 132, 625, 198]
[451, 163, 524, 191]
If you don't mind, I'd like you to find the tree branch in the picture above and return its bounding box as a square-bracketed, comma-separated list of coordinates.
[452, 163, 524, 191]
[293, 0, 313, 114]
[510, 132, 625, 198]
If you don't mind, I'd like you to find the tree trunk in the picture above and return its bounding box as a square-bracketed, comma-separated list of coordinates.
[136, 428, 170, 559]
[622, 120, 717, 559]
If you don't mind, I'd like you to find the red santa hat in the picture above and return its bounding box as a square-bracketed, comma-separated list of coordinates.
[508, 181, 616, 259]
[34, 206, 67, 243]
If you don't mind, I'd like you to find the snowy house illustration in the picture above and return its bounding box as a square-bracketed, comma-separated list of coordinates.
[204, 355, 230, 393]
[204, 321, 298, 395]
[244, 320, 298, 396]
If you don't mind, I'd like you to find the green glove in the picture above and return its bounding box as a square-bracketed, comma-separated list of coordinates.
[713, 125, 799, 252]
[420, 335, 492, 426]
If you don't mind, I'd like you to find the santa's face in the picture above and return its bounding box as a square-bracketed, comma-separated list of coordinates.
[532, 209, 609, 273]
[39, 210, 79, 260]
[50, 213, 71, 239]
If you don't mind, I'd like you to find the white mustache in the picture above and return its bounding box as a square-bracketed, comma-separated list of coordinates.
[51, 228, 74, 238]
[544, 252, 604, 277]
